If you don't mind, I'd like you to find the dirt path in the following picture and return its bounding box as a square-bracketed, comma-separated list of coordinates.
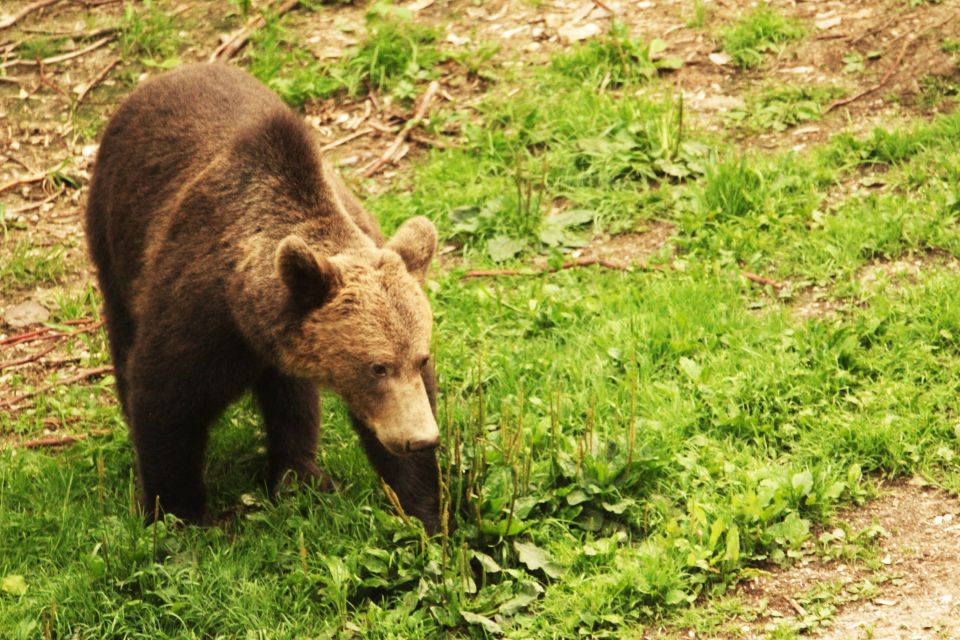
[733, 483, 960, 639]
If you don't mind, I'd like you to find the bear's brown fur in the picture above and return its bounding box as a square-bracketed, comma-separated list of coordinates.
[85, 63, 442, 531]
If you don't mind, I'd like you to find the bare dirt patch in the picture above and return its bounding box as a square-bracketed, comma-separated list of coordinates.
[734, 482, 960, 639]
[575, 220, 675, 267]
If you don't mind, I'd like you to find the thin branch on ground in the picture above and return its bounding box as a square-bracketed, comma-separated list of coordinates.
[0, 171, 47, 195]
[742, 271, 784, 290]
[15, 429, 112, 449]
[74, 56, 119, 107]
[7, 186, 64, 214]
[0, 338, 64, 371]
[319, 127, 372, 153]
[0, 0, 62, 31]
[0, 365, 114, 411]
[0, 34, 114, 70]
[826, 13, 955, 114]
[362, 80, 441, 177]
[462, 256, 659, 279]
[209, 0, 300, 62]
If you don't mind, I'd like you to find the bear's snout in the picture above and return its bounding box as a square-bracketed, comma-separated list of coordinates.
[405, 435, 440, 453]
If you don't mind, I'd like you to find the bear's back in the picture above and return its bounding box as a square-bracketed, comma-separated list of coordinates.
[86, 64, 305, 304]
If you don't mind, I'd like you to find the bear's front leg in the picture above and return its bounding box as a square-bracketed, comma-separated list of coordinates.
[255, 369, 335, 494]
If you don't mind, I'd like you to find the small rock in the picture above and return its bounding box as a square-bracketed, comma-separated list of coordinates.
[558, 22, 601, 44]
[816, 16, 842, 30]
[708, 52, 731, 66]
[699, 94, 745, 112]
[874, 598, 898, 606]
[3, 300, 49, 327]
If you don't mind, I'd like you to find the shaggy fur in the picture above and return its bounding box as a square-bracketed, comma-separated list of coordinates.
[85, 63, 442, 532]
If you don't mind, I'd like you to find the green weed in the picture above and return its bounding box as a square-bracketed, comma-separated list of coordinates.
[721, 4, 806, 69]
[551, 22, 683, 87]
[117, 0, 185, 67]
[726, 84, 847, 132]
[0, 237, 68, 292]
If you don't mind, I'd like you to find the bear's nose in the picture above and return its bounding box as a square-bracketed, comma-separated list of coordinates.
[406, 436, 440, 453]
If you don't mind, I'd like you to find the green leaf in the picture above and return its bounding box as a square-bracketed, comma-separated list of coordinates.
[665, 589, 690, 605]
[460, 610, 502, 634]
[791, 470, 813, 496]
[1, 575, 27, 596]
[656, 56, 684, 70]
[499, 592, 537, 616]
[487, 236, 526, 262]
[648, 38, 669, 56]
[544, 208, 595, 229]
[724, 524, 740, 566]
[472, 550, 502, 573]
[514, 540, 564, 578]
[678, 357, 702, 382]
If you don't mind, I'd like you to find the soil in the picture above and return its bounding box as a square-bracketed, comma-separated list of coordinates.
[733, 482, 960, 640]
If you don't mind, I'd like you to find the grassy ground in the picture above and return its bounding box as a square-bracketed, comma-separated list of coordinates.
[2, 1, 960, 638]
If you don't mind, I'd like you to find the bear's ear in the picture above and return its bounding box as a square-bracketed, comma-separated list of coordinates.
[385, 216, 437, 283]
[275, 235, 340, 309]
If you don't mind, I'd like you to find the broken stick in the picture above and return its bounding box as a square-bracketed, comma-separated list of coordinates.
[462, 256, 638, 279]
[362, 80, 441, 177]
[0, 0, 62, 31]
[209, 0, 300, 62]
[74, 56, 119, 107]
[0, 34, 115, 70]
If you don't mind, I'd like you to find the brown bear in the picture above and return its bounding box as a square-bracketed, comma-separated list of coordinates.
[85, 63, 442, 532]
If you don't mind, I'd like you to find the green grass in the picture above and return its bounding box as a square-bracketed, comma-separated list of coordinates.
[4, 7, 960, 640]
[117, 0, 185, 67]
[725, 84, 847, 133]
[0, 236, 69, 292]
[247, 5, 444, 106]
[721, 3, 806, 69]
[551, 22, 683, 87]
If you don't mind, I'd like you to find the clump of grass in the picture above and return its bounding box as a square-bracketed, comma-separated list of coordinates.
[16, 36, 68, 60]
[0, 237, 68, 291]
[726, 84, 847, 132]
[117, 0, 184, 66]
[551, 22, 682, 86]
[721, 3, 806, 69]
[246, 5, 442, 105]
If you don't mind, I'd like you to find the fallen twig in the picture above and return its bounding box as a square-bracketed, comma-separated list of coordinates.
[7, 186, 64, 214]
[0, 34, 114, 70]
[362, 80, 440, 177]
[0, 338, 64, 370]
[0, 0, 62, 31]
[319, 127, 372, 153]
[15, 429, 111, 449]
[742, 271, 784, 290]
[463, 256, 647, 279]
[0, 365, 114, 411]
[0, 171, 47, 195]
[824, 35, 912, 114]
[591, 0, 617, 14]
[209, 0, 300, 62]
[827, 13, 955, 114]
[74, 56, 119, 107]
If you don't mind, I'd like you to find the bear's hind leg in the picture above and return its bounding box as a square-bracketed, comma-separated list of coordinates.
[254, 369, 333, 494]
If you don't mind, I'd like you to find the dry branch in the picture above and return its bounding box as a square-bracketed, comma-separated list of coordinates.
[827, 13, 955, 114]
[462, 256, 645, 279]
[362, 80, 440, 177]
[209, 0, 300, 62]
[741, 271, 784, 290]
[0, 365, 114, 411]
[0, 34, 114, 70]
[0, 0, 62, 31]
[7, 186, 63, 214]
[0, 171, 46, 195]
[825, 36, 912, 114]
[0, 338, 64, 371]
[16, 429, 111, 449]
[74, 56, 119, 107]
[319, 127, 372, 153]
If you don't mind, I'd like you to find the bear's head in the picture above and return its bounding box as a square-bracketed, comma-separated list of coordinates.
[274, 216, 439, 456]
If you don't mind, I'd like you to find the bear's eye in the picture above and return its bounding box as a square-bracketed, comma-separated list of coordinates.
[371, 363, 389, 378]
[418, 356, 430, 370]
